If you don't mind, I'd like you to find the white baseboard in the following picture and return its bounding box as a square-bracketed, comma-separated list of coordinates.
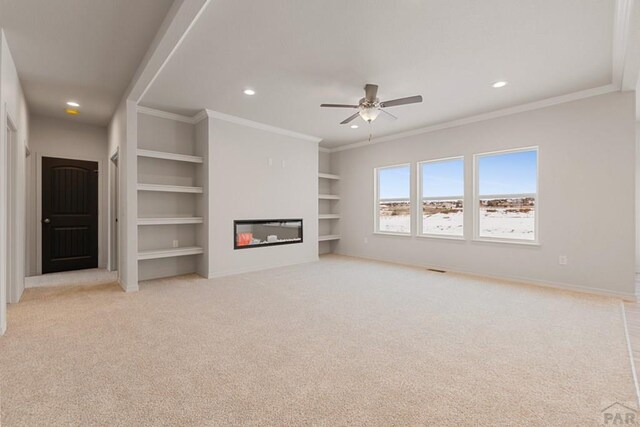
[331, 252, 637, 301]
[25, 269, 118, 289]
[119, 279, 138, 293]
[208, 256, 320, 279]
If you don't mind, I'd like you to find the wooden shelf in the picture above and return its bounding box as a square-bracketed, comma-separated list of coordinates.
[319, 194, 340, 200]
[318, 234, 340, 241]
[319, 214, 340, 220]
[318, 173, 340, 180]
[138, 149, 203, 163]
[137, 183, 203, 193]
[138, 217, 203, 226]
[138, 246, 204, 261]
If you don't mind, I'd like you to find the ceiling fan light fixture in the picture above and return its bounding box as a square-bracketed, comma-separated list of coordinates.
[358, 106, 381, 123]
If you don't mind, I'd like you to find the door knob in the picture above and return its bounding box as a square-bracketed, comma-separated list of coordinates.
[43, 218, 50, 224]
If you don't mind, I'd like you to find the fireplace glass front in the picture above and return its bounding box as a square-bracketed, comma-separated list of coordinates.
[234, 219, 303, 249]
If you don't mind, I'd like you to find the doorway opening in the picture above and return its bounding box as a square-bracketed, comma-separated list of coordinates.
[41, 157, 99, 274]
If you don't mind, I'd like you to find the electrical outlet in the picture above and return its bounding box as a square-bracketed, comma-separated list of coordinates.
[173, 240, 179, 248]
[268, 157, 273, 167]
[559, 255, 568, 265]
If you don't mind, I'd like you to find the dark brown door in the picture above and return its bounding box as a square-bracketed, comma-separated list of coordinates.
[42, 157, 99, 273]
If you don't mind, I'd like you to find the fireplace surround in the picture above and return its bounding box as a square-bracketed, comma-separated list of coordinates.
[234, 219, 303, 249]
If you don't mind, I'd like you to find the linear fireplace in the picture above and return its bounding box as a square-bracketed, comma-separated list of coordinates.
[234, 219, 303, 249]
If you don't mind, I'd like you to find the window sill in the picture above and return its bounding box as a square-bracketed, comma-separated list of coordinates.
[417, 234, 465, 242]
[373, 231, 412, 237]
[472, 237, 540, 247]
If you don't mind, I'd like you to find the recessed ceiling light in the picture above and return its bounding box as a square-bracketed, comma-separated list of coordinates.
[492, 81, 508, 88]
[65, 108, 79, 116]
[350, 125, 358, 129]
[243, 89, 255, 95]
[66, 101, 80, 107]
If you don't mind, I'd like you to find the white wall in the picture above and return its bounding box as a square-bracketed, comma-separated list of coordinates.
[333, 92, 636, 299]
[636, 121, 640, 295]
[207, 116, 319, 277]
[0, 29, 29, 334]
[26, 115, 108, 276]
[108, 100, 138, 292]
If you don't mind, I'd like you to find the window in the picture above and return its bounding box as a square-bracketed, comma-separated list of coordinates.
[475, 148, 538, 242]
[375, 164, 411, 234]
[418, 157, 464, 237]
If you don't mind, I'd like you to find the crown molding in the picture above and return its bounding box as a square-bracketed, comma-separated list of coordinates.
[136, 106, 196, 123]
[327, 84, 618, 153]
[204, 109, 322, 143]
[137, 106, 324, 145]
[318, 146, 331, 153]
[191, 110, 208, 124]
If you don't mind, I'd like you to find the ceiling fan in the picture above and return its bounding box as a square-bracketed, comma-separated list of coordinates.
[320, 84, 423, 125]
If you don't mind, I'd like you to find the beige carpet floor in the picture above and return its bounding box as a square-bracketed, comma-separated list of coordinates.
[1, 255, 637, 426]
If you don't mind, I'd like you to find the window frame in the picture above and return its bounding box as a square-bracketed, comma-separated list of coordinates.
[473, 146, 539, 245]
[416, 156, 465, 240]
[373, 163, 412, 236]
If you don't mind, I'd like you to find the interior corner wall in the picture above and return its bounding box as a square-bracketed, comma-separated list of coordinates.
[195, 117, 210, 278]
[0, 29, 29, 334]
[26, 115, 109, 277]
[319, 150, 331, 173]
[636, 120, 640, 296]
[207, 117, 319, 277]
[333, 91, 636, 298]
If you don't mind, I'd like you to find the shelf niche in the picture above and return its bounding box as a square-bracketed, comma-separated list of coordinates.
[137, 111, 207, 282]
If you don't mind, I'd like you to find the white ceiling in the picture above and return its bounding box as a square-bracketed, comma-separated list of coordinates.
[0, 0, 174, 125]
[141, 0, 615, 148]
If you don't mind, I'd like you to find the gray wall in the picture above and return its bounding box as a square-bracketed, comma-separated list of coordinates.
[332, 92, 636, 298]
[208, 116, 319, 277]
[27, 115, 109, 276]
[0, 29, 29, 333]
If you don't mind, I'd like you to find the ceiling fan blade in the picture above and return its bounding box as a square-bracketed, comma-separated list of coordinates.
[380, 109, 397, 120]
[379, 95, 423, 108]
[340, 112, 360, 124]
[320, 103, 358, 108]
[364, 84, 378, 102]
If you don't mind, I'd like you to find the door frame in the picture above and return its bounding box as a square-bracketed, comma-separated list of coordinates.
[6, 113, 19, 303]
[36, 153, 104, 275]
[108, 148, 118, 272]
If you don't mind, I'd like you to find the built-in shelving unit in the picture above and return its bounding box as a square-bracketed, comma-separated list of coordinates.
[138, 217, 204, 226]
[319, 194, 340, 200]
[138, 246, 204, 261]
[319, 214, 340, 219]
[137, 183, 203, 193]
[318, 172, 340, 180]
[318, 234, 341, 242]
[318, 170, 340, 250]
[137, 110, 207, 282]
[137, 149, 203, 164]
